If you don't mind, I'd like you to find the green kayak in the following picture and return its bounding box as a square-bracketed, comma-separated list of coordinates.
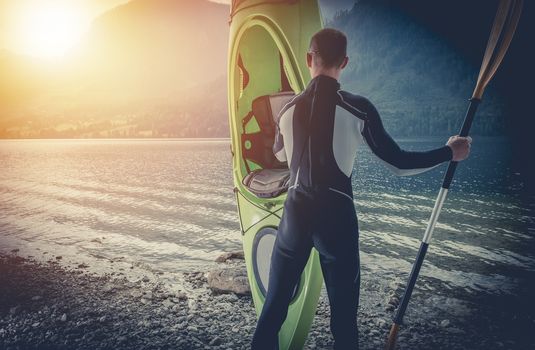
[227, 0, 324, 349]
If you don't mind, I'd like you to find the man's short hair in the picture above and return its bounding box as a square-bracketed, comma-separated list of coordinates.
[309, 28, 347, 68]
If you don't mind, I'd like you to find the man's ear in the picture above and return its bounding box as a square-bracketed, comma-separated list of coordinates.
[306, 52, 313, 68]
[340, 56, 349, 69]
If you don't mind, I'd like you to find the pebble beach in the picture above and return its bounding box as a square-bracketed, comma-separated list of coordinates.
[1, 250, 533, 350]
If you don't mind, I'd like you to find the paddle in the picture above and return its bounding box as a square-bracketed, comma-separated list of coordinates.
[384, 1, 524, 349]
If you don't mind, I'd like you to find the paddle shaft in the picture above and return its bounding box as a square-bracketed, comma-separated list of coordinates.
[391, 98, 480, 326]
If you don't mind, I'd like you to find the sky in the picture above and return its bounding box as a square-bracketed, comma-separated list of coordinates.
[0, 0, 130, 56]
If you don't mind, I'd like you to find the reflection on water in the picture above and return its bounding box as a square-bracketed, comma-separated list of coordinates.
[0, 138, 534, 296]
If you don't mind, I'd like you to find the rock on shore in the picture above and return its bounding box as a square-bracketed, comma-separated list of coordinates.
[207, 252, 250, 295]
[206, 268, 250, 295]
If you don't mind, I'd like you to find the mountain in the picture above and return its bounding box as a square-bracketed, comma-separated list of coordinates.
[73, 0, 229, 99]
[330, 0, 506, 136]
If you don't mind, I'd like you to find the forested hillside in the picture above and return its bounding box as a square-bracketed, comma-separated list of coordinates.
[329, 0, 506, 136]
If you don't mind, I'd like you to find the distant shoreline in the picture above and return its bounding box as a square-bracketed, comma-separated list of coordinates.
[0, 137, 232, 142]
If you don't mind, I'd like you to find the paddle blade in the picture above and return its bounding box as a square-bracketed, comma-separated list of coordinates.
[472, 0, 523, 99]
[385, 323, 400, 350]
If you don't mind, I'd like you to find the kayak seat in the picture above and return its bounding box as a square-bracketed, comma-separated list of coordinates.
[243, 168, 291, 198]
[241, 92, 294, 198]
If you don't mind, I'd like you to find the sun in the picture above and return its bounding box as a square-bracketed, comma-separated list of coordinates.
[11, 1, 90, 59]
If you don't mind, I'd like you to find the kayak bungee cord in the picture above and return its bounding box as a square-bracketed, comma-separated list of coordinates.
[385, 1, 524, 349]
[234, 189, 284, 234]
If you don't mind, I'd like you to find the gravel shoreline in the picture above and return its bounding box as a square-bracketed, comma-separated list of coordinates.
[1, 252, 533, 350]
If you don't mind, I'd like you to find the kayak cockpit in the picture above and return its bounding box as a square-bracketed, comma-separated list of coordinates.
[240, 93, 294, 198]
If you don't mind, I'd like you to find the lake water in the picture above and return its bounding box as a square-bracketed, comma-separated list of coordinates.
[0, 138, 534, 299]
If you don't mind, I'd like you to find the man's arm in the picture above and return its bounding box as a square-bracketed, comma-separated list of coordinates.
[360, 99, 456, 176]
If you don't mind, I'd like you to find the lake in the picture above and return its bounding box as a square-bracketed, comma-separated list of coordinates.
[0, 138, 534, 299]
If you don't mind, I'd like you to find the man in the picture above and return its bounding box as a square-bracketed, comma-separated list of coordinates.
[251, 28, 471, 350]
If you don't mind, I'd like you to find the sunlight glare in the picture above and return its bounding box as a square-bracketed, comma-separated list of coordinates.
[13, 1, 90, 59]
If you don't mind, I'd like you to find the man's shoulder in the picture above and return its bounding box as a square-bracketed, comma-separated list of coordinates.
[277, 91, 306, 122]
[337, 90, 374, 117]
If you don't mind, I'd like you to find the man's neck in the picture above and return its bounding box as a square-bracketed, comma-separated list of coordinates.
[310, 69, 341, 81]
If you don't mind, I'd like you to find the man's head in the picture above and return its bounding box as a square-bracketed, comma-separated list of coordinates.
[307, 28, 349, 80]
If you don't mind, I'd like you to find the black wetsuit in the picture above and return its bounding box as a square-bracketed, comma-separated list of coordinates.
[251, 74, 452, 350]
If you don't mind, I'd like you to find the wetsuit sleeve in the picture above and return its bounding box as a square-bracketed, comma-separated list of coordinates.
[273, 119, 287, 162]
[361, 100, 453, 176]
